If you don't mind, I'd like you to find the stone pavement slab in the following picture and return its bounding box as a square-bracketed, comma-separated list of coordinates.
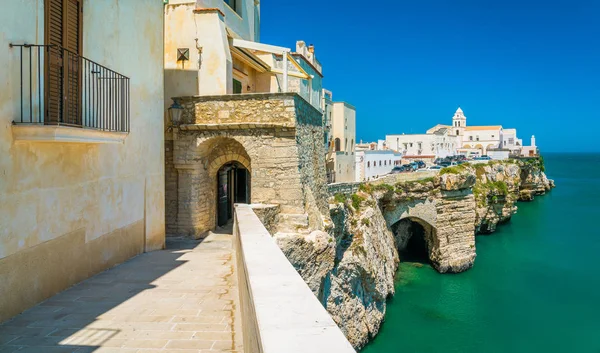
[0, 229, 242, 353]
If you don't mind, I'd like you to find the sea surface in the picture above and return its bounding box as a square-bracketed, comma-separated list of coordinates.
[362, 153, 600, 353]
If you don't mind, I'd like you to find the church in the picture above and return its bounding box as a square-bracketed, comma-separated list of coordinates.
[429, 107, 524, 156]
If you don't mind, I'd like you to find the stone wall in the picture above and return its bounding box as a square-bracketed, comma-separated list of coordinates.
[166, 93, 330, 237]
[233, 204, 356, 353]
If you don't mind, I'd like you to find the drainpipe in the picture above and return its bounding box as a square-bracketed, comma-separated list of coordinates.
[282, 51, 289, 92]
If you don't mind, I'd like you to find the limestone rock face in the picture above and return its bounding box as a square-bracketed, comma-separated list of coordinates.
[274, 230, 336, 297]
[438, 171, 476, 191]
[472, 159, 554, 233]
[323, 199, 399, 349]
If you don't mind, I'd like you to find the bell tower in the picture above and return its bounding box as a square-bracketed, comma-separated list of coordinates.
[452, 107, 466, 136]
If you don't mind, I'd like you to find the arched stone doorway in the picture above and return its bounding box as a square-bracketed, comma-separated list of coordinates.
[391, 217, 436, 264]
[216, 161, 250, 227]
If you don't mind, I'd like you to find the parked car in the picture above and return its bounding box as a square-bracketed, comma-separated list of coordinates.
[391, 166, 405, 174]
[474, 155, 492, 161]
[402, 164, 415, 172]
[440, 161, 451, 167]
[416, 160, 426, 169]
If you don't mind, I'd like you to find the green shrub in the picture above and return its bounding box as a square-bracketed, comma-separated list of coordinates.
[334, 193, 346, 203]
[358, 183, 371, 193]
[361, 218, 371, 226]
[372, 183, 394, 193]
[351, 194, 365, 210]
[439, 164, 468, 175]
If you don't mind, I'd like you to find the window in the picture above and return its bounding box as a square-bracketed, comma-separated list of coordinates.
[469, 136, 473, 141]
[491, 135, 495, 138]
[233, 79, 242, 94]
[456, 130, 459, 135]
[367, 162, 370, 168]
[351, 139, 354, 150]
[508, 138, 515, 144]
[379, 161, 381, 166]
[409, 143, 413, 147]
[224, 0, 242, 16]
[476, 136, 480, 141]
[334, 138, 341, 152]
[345, 138, 348, 151]
[46, 0, 83, 125]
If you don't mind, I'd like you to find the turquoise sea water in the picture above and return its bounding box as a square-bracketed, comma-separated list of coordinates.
[362, 153, 600, 353]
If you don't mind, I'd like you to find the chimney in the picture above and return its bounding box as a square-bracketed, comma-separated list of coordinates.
[531, 135, 536, 147]
[308, 44, 315, 53]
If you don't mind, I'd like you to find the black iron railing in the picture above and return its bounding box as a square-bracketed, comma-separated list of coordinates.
[9, 44, 130, 132]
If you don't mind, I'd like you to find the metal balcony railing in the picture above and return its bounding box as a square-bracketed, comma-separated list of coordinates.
[9, 44, 130, 132]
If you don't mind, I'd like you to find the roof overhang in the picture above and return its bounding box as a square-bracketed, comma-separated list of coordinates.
[230, 45, 271, 73]
[232, 38, 311, 80]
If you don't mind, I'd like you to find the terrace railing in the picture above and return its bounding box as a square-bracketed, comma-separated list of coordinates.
[9, 44, 130, 132]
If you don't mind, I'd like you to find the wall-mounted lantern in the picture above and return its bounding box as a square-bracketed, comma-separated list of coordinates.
[168, 99, 184, 126]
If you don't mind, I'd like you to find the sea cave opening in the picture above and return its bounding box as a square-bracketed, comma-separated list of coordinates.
[392, 218, 433, 264]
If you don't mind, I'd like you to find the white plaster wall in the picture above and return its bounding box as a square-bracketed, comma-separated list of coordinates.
[386, 134, 457, 158]
[196, 0, 258, 41]
[0, 0, 165, 259]
[331, 102, 356, 182]
[357, 151, 402, 181]
[463, 129, 502, 151]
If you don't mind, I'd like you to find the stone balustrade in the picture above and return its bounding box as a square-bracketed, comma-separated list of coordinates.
[233, 204, 356, 353]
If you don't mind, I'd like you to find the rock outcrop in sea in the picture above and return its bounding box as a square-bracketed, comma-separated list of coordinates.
[274, 157, 554, 349]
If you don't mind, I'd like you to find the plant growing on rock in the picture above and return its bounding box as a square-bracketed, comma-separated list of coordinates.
[351, 194, 365, 211]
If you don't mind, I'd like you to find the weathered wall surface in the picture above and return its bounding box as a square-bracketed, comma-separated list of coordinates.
[0, 0, 165, 322]
[168, 93, 329, 237]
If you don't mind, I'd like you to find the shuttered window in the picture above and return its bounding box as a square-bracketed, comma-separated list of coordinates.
[45, 0, 82, 125]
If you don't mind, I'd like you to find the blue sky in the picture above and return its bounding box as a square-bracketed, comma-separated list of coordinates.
[261, 0, 600, 152]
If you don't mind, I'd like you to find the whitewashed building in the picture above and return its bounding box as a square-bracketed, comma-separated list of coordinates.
[355, 150, 402, 182]
[386, 128, 458, 162]
[327, 101, 356, 183]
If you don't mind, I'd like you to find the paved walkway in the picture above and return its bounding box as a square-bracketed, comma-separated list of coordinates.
[0, 228, 242, 353]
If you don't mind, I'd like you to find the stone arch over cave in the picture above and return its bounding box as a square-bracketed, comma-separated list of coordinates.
[391, 217, 437, 264]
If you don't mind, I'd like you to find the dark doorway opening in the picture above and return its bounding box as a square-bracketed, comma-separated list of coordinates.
[217, 162, 250, 227]
[392, 218, 432, 264]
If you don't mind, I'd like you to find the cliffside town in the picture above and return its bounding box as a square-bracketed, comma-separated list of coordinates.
[276, 158, 554, 349]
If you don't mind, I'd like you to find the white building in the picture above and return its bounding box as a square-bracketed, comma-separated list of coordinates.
[356, 150, 403, 182]
[386, 128, 458, 162]
[327, 100, 356, 183]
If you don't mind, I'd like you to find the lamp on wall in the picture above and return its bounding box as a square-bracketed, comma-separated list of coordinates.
[168, 99, 184, 126]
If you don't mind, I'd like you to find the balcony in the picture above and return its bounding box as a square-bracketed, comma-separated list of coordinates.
[10, 44, 129, 143]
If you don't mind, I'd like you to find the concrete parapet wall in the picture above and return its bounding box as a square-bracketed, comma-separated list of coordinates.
[372, 171, 438, 185]
[328, 182, 361, 196]
[233, 204, 356, 353]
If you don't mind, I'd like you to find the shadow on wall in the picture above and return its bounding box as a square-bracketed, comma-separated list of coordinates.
[0, 237, 207, 351]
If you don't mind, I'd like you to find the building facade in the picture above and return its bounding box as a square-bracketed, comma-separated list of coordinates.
[164, 0, 330, 236]
[386, 130, 458, 161]
[327, 101, 356, 183]
[0, 0, 165, 321]
[355, 150, 402, 182]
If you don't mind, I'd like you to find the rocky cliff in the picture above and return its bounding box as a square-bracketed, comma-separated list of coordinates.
[274, 157, 553, 349]
[454, 158, 555, 233]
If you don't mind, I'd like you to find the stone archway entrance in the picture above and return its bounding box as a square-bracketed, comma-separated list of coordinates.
[391, 217, 436, 264]
[217, 161, 250, 227]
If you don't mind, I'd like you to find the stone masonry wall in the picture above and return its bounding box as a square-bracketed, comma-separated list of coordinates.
[166, 93, 329, 237]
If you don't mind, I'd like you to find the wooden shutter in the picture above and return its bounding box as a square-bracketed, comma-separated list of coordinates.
[45, 0, 82, 125]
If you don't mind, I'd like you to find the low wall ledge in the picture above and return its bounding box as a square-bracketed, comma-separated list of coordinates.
[234, 204, 355, 353]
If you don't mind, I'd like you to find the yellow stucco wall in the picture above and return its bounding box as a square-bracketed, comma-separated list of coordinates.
[0, 0, 165, 321]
